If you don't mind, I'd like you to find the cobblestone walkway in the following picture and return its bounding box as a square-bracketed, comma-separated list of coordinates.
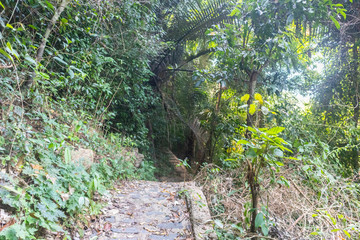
[83, 181, 193, 240]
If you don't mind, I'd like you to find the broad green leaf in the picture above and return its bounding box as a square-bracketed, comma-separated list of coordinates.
[265, 126, 285, 135]
[214, 219, 224, 228]
[279, 176, 290, 187]
[329, 15, 340, 30]
[274, 148, 283, 157]
[25, 55, 37, 66]
[255, 212, 264, 228]
[54, 56, 68, 66]
[224, 158, 237, 161]
[241, 94, 250, 102]
[339, 11, 346, 20]
[247, 126, 257, 133]
[261, 224, 269, 236]
[0, 185, 23, 195]
[274, 161, 284, 166]
[249, 104, 256, 115]
[45, 0, 54, 10]
[208, 41, 217, 48]
[0, 48, 13, 62]
[229, 7, 240, 17]
[246, 148, 257, 159]
[38, 72, 50, 80]
[286, 14, 294, 25]
[28, 24, 37, 30]
[237, 139, 250, 145]
[69, 69, 75, 79]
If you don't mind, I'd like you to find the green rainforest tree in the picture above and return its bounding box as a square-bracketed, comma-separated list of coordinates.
[1, 0, 360, 239]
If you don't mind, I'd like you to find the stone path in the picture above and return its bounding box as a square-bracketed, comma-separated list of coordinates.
[82, 181, 193, 240]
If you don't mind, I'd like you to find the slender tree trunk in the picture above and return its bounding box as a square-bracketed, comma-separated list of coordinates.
[245, 71, 259, 239]
[146, 120, 156, 160]
[250, 181, 259, 233]
[245, 71, 258, 139]
[352, 42, 359, 173]
[205, 83, 223, 163]
[36, 0, 71, 62]
[23, 0, 71, 89]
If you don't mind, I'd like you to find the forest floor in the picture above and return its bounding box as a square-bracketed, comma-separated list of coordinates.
[65, 181, 194, 240]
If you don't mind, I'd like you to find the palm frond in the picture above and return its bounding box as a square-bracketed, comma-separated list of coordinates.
[151, 0, 235, 78]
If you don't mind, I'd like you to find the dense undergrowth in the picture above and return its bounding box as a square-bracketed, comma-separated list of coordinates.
[197, 157, 360, 239]
[188, 92, 360, 239]
[0, 90, 156, 239]
[0, 0, 159, 238]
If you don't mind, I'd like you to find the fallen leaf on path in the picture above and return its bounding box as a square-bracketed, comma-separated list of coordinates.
[144, 226, 160, 233]
[104, 222, 112, 232]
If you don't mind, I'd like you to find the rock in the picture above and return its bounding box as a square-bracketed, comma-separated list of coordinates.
[185, 182, 217, 240]
[115, 147, 144, 168]
[70, 148, 94, 169]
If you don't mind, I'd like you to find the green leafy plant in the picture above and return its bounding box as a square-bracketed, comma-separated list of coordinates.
[237, 125, 292, 235]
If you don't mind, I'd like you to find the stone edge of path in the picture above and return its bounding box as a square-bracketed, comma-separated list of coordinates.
[183, 182, 217, 240]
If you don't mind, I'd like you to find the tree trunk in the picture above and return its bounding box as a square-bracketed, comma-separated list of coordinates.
[36, 0, 71, 62]
[247, 160, 259, 239]
[206, 83, 223, 162]
[352, 42, 359, 173]
[245, 71, 258, 139]
[245, 71, 259, 238]
[250, 182, 259, 233]
[23, 0, 71, 89]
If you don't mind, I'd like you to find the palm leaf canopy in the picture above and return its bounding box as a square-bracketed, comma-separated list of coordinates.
[151, 0, 235, 79]
[164, 0, 234, 42]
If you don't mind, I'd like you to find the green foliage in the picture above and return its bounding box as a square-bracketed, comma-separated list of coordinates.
[1, 0, 360, 239]
[0, 94, 157, 238]
[0, 0, 161, 233]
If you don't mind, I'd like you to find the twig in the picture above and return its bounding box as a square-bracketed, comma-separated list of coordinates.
[290, 179, 313, 206]
[0, 64, 13, 69]
[245, 234, 276, 240]
[287, 212, 305, 232]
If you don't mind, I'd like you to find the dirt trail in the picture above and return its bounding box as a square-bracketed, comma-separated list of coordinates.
[80, 181, 193, 240]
